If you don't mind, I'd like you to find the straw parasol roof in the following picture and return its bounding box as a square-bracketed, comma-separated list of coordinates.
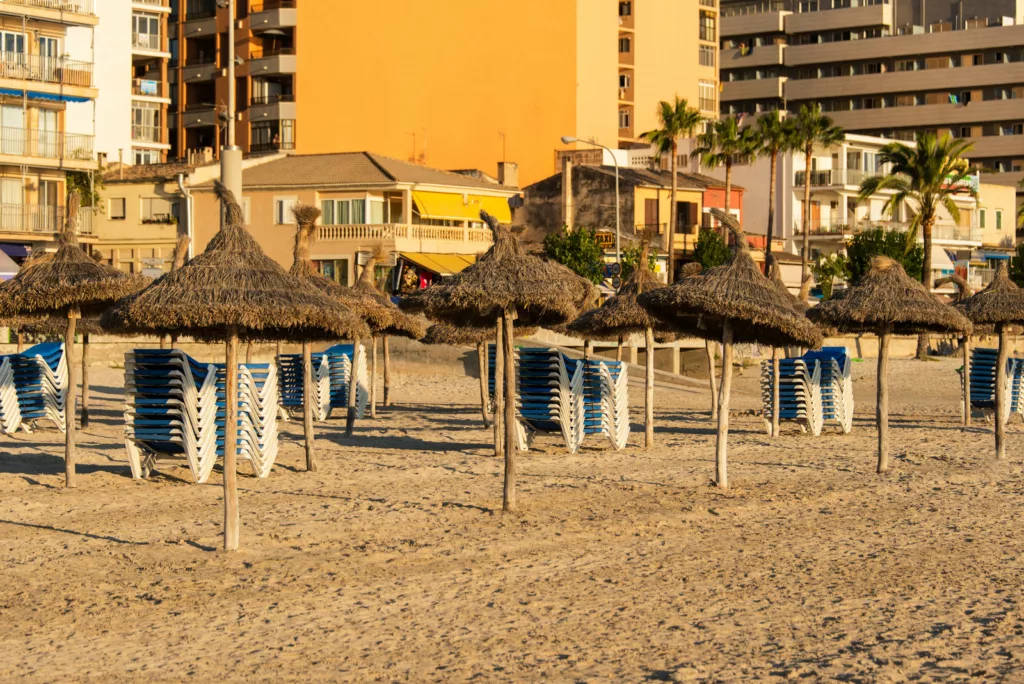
[934, 274, 971, 302]
[2, 315, 104, 337]
[422, 321, 538, 346]
[0, 193, 149, 318]
[639, 210, 822, 349]
[105, 183, 369, 342]
[352, 244, 426, 340]
[808, 256, 972, 336]
[765, 253, 807, 314]
[952, 261, 1024, 328]
[567, 242, 662, 341]
[415, 211, 597, 328]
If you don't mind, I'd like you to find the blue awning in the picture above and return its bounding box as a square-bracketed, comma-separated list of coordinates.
[0, 87, 90, 103]
[984, 252, 1011, 260]
[0, 243, 29, 258]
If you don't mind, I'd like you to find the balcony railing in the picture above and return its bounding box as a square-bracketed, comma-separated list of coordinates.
[131, 124, 162, 143]
[635, 222, 667, 235]
[794, 169, 876, 187]
[131, 33, 163, 51]
[131, 78, 164, 97]
[0, 0, 95, 14]
[317, 223, 494, 245]
[250, 47, 295, 59]
[794, 218, 982, 242]
[184, 0, 215, 18]
[251, 0, 295, 10]
[250, 92, 294, 105]
[0, 204, 92, 234]
[250, 140, 295, 152]
[0, 127, 94, 161]
[133, 0, 166, 5]
[0, 53, 93, 88]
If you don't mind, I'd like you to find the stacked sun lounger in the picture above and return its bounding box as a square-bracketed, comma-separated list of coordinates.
[123, 349, 281, 483]
[275, 343, 368, 420]
[0, 342, 69, 434]
[580, 359, 630, 450]
[963, 347, 1021, 423]
[761, 347, 854, 436]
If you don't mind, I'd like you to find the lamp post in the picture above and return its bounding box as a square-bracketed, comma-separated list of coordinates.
[218, 0, 242, 215]
[561, 136, 621, 268]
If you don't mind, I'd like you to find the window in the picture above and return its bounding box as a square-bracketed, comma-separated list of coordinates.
[699, 80, 716, 112]
[980, 209, 986, 228]
[321, 198, 368, 225]
[895, 59, 917, 72]
[274, 197, 297, 224]
[699, 11, 716, 42]
[960, 126, 972, 138]
[618, 73, 630, 88]
[134, 148, 160, 164]
[699, 44, 715, 67]
[996, 210, 1003, 230]
[110, 198, 126, 220]
[618, 108, 630, 129]
[618, 1, 631, 17]
[132, 13, 161, 49]
[618, 37, 630, 53]
[141, 197, 175, 223]
[315, 259, 349, 286]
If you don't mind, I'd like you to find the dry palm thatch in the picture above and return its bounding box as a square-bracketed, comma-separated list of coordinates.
[765, 253, 807, 314]
[422, 322, 533, 346]
[808, 255, 972, 474]
[107, 182, 369, 552]
[952, 262, 1024, 458]
[2, 314, 103, 337]
[639, 209, 823, 488]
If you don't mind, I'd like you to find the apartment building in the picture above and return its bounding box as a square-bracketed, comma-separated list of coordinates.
[719, 0, 1024, 184]
[0, 0, 98, 261]
[167, 0, 718, 186]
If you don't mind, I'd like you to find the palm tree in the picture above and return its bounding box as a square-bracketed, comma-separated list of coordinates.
[640, 96, 704, 282]
[692, 116, 759, 221]
[755, 111, 796, 258]
[859, 131, 977, 359]
[1018, 178, 1024, 229]
[791, 104, 845, 283]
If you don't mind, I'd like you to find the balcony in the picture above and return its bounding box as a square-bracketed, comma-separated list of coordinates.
[793, 217, 982, 244]
[787, 2, 892, 35]
[721, 4, 787, 37]
[0, 53, 92, 89]
[720, 43, 784, 70]
[131, 124, 163, 144]
[0, 0, 97, 26]
[0, 127, 94, 166]
[182, 59, 218, 82]
[721, 77, 785, 102]
[785, 62, 1024, 101]
[249, 94, 296, 122]
[0, 204, 92, 235]
[794, 169, 875, 187]
[131, 78, 168, 100]
[250, 0, 297, 31]
[249, 47, 296, 76]
[131, 32, 169, 59]
[315, 223, 494, 253]
[827, 98, 1024, 131]
[250, 139, 295, 153]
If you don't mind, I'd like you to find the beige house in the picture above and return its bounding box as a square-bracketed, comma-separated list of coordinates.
[191, 153, 519, 290]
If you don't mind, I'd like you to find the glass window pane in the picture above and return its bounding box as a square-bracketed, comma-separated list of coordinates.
[321, 200, 334, 224]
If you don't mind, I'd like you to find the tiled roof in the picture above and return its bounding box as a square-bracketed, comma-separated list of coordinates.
[102, 162, 194, 184]
[557, 165, 745, 192]
[212, 152, 508, 190]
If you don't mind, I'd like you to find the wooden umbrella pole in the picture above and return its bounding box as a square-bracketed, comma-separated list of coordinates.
[276, 341, 281, 359]
[644, 325, 655, 448]
[502, 307, 517, 513]
[16, 331, 23, 353]
[616, 337, 623, 362]
[493, 318, 504, 459]
[383, 335, 392, 407]
[715, 321, 734, 488]
[370, 335, 378, 419]
[224, 327, 240, 551]
[245, 341, 252, 365]
[995, 324, 1009, 460]
[345, 336, 360, 437]
[159, 335, 168, 350]
[64, 309, 78, 488]
[706, 338, 719, 421]
[963, 336, 971, 427]
[876, 330, 891, 473]
[771, 346, 781, 437]
[584, 339, 592, 361]
[477, 342, 491, 428]
[302, 340, 317, 472]
[81, 333, 90, 429]
[170, 334, 178, 350]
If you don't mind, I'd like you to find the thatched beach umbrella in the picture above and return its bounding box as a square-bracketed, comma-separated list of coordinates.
[568, 241, 661, 447]
[414, 211, 596, 512]
[764, 253, 808, 437]
[952, 262, 1024, 459]
[640, 209, 822, 488]
[289, 204, 373, 471]
[935, 273, 974, 427]
[809, 256, 971, 473]
[106, 182, 367, 551]
[0, 192, 148, 487]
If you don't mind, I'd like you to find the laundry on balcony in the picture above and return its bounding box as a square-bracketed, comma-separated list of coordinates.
[411, 191, 511, 223]
[0, 87, 90, 104]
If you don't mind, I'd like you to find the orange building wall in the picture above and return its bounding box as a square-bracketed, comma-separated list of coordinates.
[295, 0, 579, 187]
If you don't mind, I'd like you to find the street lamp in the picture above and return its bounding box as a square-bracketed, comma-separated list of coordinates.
[561, 135, 621, 269]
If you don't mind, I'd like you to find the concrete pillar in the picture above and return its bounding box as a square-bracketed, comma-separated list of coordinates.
[628, 343, 638, 365]
[561, 156, 574, 229]
[402, 188, 413, 225]
[671, 343, 681, 375]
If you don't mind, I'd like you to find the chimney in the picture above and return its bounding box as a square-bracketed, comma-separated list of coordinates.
[560, 156, 574, 230]
[497, 161, 518, 188]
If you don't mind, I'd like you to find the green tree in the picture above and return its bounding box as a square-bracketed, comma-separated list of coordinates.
[811, 253, 849, 300]
[790, 103, 845, 283]
[620, 242, 658, 280]
[845, 228, 924, 284]
[693, 226, 729, 270]
[691, 115, 759, 224]
[859, 131, 976, 358]
[640, 96, 704, 282]
[1010, 243, 1024, 287]
[754, 111, 797, 258]
[544, 225, 605, 285]
[67, 170, 102, 209]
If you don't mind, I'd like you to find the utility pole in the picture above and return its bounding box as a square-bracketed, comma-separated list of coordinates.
[220, 0, 242, 215]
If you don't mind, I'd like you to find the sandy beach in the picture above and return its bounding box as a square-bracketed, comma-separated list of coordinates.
[2, 352, 1023, 682]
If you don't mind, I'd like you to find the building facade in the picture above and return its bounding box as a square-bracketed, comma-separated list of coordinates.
[719, 0, 1024, 186]
[0, 0, 98, 261]
[167, 0, 718, 186]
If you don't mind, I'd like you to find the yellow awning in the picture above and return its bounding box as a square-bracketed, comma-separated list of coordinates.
[411, 191, 512, 223]
[400, 252, 477, 276]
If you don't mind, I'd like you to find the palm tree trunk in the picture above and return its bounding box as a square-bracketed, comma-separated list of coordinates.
[724, 161, 733, 215]
[917, 217, 934, 359]
[802, 146, 812, 283]
[766, 149, 778, 257]
[667, 140, 678, 282]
